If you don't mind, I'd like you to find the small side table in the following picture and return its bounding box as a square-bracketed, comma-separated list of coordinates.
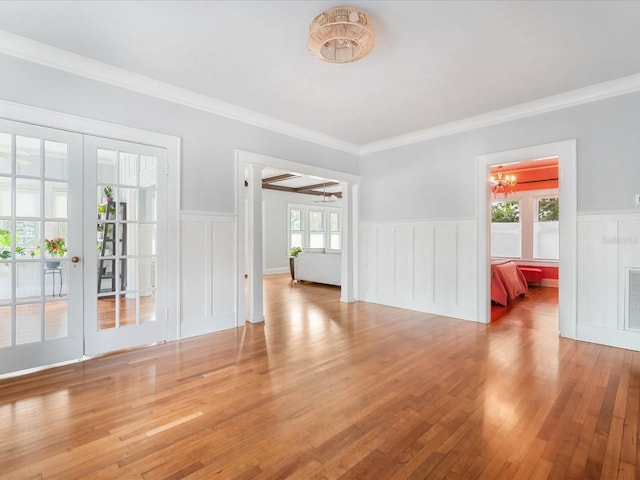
[44, 265, 63, 297]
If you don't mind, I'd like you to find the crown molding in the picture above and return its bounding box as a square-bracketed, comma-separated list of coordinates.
[0, 29, 360, 155]
[359, 72, 640, 155]
[2, 29, 640, 158]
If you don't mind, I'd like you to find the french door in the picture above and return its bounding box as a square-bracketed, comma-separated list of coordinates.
[0, 121, 168, 375]
[0, 119, 83, 374]
[83, 136, 167, 356]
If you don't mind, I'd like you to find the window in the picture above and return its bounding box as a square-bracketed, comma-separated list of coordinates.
[290, 208, 303, 248]
[288, 204, 340, 252]
[534, 197, 559, 260]
[491, 200, 521, 258]
[309, 210, 325, 248]
[490, 193, 559, 261]
[329, 211, 341, 249]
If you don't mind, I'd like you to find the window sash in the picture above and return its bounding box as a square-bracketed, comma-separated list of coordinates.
[288, 204, 341, 252]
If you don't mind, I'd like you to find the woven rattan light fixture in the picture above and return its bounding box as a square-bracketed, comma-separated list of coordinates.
[307, 5, 375, 63]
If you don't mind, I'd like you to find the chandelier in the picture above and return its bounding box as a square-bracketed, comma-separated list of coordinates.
[307, 5, 375, 63]
[490, 166, 517, 198]
[313, 181, 337, 203]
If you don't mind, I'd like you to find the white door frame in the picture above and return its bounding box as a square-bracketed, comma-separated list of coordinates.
[83, 136, 169, 355]
[0, 98, 182, 343]
[476, 140, 577, 338]
[235, 150, 360, 325]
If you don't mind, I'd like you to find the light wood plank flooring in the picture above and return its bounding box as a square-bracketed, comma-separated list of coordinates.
[0, 275, 637, 479]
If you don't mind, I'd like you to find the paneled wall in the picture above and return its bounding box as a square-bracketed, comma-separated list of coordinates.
[577, 211, 640, 350]
[359, 218, 477, 321]
[180, 212, 237, 338]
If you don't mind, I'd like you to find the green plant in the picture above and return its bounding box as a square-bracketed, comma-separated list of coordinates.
[44, 237, 67, 257]
[0, 229, 37, 259]
[104, 185, 113, 198]
[289, 246, 303, 258]
[538, 198, 559, 222]
[491, 201, 520, 223]
[98, 202, 117, 217]
[0, 229, 10, 260]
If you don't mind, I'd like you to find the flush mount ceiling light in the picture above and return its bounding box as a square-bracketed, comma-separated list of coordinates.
[307, 5, 375, 63]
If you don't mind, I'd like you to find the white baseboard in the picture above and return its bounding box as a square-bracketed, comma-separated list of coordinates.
[577, 324, 640, 352]
[359, 293, 477, 323]
[540, 278, 559, 288]
[264, 267, 290, 275]
[180, 313, 238, 339]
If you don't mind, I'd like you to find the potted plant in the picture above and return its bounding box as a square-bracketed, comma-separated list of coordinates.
[289, 247, 302, 280]
[43, 237, 67, 268]
[104, 185, 113, 203]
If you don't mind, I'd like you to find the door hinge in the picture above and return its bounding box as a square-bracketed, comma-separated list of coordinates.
[164, 163, 169, 176]
[165, 307, 169, 319]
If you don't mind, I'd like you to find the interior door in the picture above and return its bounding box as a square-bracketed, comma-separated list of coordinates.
[83, 136, 167, 355]
[0, 119, 83, 375]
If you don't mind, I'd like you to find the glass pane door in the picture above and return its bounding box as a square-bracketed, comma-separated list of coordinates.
[83, 136, 166, 355]
[0, 119, 83, 375]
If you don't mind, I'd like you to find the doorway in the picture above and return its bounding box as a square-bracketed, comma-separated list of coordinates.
[0, 117, 174, 375]
[476, 140, 577, 338]
[235, 150, 359, 325]
[488, 158, 560, 323]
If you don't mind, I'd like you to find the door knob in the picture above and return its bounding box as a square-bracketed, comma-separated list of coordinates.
[71, 256, 80, 263]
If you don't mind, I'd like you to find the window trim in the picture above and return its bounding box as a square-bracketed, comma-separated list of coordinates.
[490, 188, 559, 262]
[287, 202, 341, 253]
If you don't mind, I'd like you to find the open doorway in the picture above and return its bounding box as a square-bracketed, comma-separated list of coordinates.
[476, 140, 577, 339]
[488, 158, 559, 326]
[235, 150, 359, 326]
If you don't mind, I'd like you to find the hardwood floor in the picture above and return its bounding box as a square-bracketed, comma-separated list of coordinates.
[0, 275, 637, 479]
[0, 294, 156, 346]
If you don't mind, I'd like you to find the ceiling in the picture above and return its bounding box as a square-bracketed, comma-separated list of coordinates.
[491, 158, 559, 193]
[0, 1, 640, 151]
[260, 167, 342, 199]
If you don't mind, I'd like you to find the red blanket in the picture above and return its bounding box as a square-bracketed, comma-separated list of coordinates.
[491, 261, 528, 306]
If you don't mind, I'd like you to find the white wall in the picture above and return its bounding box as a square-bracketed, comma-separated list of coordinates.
[180, 212, 236, 337]
[360, 218, 476, 321]
[577, 212, 640, 350]
[359, 91, 640, 351]
[360, 92, 640, 221]
[0, 54, 359, 214]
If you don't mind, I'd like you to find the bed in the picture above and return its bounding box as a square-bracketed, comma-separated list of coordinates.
[491, 260, 528, 306]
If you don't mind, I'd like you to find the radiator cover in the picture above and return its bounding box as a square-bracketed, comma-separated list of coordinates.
[628, 268, 640, 330]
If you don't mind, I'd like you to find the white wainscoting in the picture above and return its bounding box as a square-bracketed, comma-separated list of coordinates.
[359, 218, 477, 321]
[180, 211, 237, 338]
[576, 211, 640, 351]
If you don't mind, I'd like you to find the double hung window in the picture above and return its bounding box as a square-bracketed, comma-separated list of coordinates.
[490, 200, 521, 258]
[533, 197, 559, 260]
[288, 204, 341, 251]
[490, 195, 559, 260]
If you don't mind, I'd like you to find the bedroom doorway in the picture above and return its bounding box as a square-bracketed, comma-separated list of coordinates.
[488, 158, 560, 324]
[476, 140, 577, 339]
